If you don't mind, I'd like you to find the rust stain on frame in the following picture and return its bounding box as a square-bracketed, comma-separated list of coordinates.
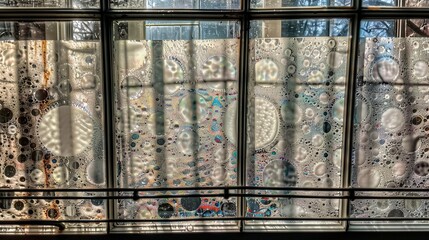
[42, 40, 51, 87]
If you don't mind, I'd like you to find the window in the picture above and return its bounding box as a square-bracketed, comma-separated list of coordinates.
[114, 19, 241, 232]
[0, 0, 428, 236]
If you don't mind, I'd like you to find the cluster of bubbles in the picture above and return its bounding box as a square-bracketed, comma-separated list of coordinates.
[246, 37, 348, 220]
[352, 38, 429, 220]
[119, 196, 236, 221]
[0, 40, 105, 228]
[115, 39, 240, 221]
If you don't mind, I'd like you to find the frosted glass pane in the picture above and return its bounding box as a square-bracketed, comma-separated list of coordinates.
[0, 21, 105, 233]
[0, 0, 98, 8]
[113, 20, 240, 232]
[352, 19, 429, 229]
[250, 0, 351, 8]
[111, 0, 240, 9]
[246, 19, 350, 231]
[363, 0, 429, 8]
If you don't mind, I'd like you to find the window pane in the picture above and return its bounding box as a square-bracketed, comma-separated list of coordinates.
[0, 0, 98, 8]
[351, 19, 429, 230]
[362, 0, 395, 7]
[72, 21, 101, 41]
[0, 21, 105, 233]
[246, 19, 350, 231]
[113, 20, 240, 232]
[360, 20, 397, 38]
[250, 0, 351, 9]
[362, 0, 429, 7]
[110, 0, 240, 9]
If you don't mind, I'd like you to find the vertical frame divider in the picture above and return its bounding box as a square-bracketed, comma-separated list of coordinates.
[343, 10, 361, 231]
[238, 0, 250, 233]
[100, 1, 114, 234]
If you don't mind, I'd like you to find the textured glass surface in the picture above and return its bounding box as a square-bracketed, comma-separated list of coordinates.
[110, 0, 240, 9]
[352, 19, 429, 229]
[250, 0, 351, 8]
[0, 21, 105, 233]
[246, 19, 350, 231]
[0, 0, 98, 8]
[362, 0, 429, 7]
[113, 20, 240, 232]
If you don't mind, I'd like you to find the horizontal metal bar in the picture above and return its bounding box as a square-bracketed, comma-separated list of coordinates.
[249, 6, 354, 11]
[0, 194, 224, 200]
[247, 11, 429, 19]
[107, 9, 244, 14]
[0, 194, 344, 200]
[0, 187, 427, 193]
[0, 7, 426, 13]
[0, 15, 100, 20]
[0, 221, 65, 231]
[247, 11, 357, 19]
[0, 9, 100, 12]
[0, 9, 427, 20]
[4, 217, 429, 226]
[0, 9, 100, 18]
[359, 11, 429, 18]
[1, 193, 429, 200]
[104, 13, 243, 20]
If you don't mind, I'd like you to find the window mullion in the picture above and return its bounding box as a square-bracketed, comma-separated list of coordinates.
[237, 0, 250, 232]
[342, 12, 361, 230]
[101, 12, 114, 234]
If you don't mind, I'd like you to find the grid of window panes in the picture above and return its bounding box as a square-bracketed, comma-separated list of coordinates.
[0, 0, 427, 234]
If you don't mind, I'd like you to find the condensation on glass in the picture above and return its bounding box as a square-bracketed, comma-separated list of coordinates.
[245, 19, 350, 231]
[110, 0, 240, 9]
[113, 20, 240, 232]
[0, 21, 105, 233]
[0, 0, 98, 8]
[351, 19, 429, 230]
[250, 0, 351, 9]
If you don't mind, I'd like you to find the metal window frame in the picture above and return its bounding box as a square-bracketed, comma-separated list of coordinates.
[0, 0, 429, 236]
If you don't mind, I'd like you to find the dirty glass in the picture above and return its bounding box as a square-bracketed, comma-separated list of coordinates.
[0, 21, 105, 233]
[0, 0, 98, 8]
